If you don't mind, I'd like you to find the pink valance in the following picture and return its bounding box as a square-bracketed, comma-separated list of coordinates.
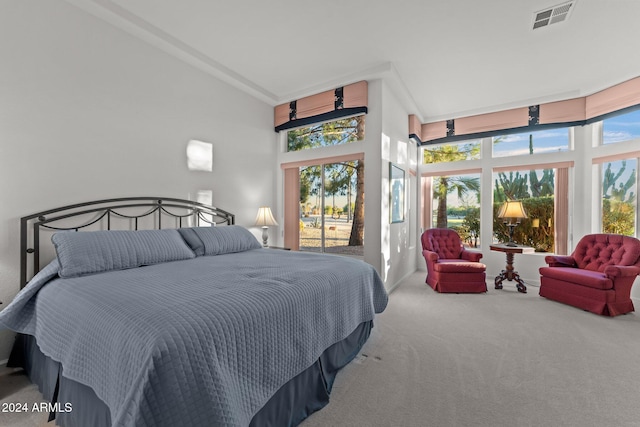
[343, 81, 368, 109]
[586, 77, 640, 119]
[421, 121, 447, 141]
[411, 75, 640, 144]
[540, 98, 586, 124]
[408, 115, 422, 141]
[296, 90, 335, 120]
[455, 108, 529, 135]
[274, 81, 368, 132]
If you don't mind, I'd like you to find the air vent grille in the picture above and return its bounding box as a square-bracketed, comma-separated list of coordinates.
[533, 1, 574, 30]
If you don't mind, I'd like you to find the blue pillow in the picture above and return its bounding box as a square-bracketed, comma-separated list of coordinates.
[176, 228, 205, 256]
[52, 229, 196, 278]
[188, 226, 262, 255]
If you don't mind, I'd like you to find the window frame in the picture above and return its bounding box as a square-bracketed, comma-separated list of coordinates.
[285, 114, 366, 153]
[593, 153, 640, 238]
[420, 133, 574, 255]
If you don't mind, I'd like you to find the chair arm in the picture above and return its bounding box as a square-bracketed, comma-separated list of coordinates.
[544, 255, 576, 268]
[604, 265, 640, 279]
[422, 250, 439, 262]
[461, 249, 483, 262]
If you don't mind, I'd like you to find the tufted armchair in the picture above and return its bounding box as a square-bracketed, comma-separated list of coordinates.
[539, 234, 640, 316]
[421, 229, 487, 293]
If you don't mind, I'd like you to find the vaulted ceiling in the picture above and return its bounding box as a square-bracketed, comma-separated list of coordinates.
[68, 0, 640, 122]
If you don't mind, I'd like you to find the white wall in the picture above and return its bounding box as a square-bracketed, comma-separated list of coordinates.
[0, 0, 275, 360]
[364, 81, 383, 276]
[379, 81, 419, 289]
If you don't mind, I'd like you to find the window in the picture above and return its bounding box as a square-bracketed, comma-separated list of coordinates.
[492, 129, 569, 158]
[287, 115, 365, 152]
[423, 140, 480, 164]
[493, 168, 556, 252]
[602, 109, 640, 145]
[601, 158, 637, 236]
[299, 160, 364, 256]
[431, 172, 481, 247]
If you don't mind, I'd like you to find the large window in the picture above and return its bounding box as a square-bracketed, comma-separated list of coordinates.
[492, 129, 569, 158]
[601, 158, 637, 236]
[287, 115, 365, 152]
[417, 106, 640, 256]
[493, 168, 556, 251]
[299, 160, 364, 255]
[431, 172, 481, 247]
[602, 109, 640, 145]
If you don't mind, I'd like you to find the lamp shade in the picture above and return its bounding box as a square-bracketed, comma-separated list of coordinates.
[498, 200, 528, 219]
[254, 207, 278, 227]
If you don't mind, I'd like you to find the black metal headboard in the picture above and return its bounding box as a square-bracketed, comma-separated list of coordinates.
[20, 197, 235, 288]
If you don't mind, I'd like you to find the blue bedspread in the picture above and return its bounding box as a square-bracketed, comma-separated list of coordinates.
[0, 249, 388, 426]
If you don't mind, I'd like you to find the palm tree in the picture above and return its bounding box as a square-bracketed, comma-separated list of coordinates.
[433, 175, 480, 228]
[423, 141, 481, 229]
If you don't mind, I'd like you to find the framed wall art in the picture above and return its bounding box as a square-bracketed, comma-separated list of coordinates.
[390, 163, 405, 223]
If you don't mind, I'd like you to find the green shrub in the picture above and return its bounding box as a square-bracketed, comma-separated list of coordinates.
[493, 197, 554, 251]
[602, 199, 635, 235]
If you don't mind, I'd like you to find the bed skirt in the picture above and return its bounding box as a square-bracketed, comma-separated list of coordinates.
[7, 320, 373, 427]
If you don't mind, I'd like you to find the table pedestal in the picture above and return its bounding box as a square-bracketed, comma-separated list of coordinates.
[494, 252, 527, 293]
[490, 244, 534, 294]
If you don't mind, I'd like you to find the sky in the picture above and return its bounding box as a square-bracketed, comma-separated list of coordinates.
[602, 109, 640, 144]
[492, 129, 569, 157]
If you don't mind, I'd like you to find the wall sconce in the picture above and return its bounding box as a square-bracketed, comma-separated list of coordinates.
[532, 218, 540, 228]
[498, 200, 528, 247]
[254, 207, 278, 247]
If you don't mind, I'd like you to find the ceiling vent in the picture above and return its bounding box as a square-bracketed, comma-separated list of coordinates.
[532, 1, 574, 30]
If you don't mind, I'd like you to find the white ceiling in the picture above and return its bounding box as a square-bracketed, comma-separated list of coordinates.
[68, 0, 640, 122]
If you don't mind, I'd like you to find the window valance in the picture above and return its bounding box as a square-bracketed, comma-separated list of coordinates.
[274, 81, 368, 132]
[410, 76, 640, 145]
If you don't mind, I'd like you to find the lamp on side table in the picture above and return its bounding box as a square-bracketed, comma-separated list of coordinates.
[254, 206, 278, 247]
[498, 200, 527, 247]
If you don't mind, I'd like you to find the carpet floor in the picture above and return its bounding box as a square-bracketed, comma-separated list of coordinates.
[302, 272, 640, 427]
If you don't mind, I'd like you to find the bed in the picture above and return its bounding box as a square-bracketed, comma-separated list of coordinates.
[0, 197, 388, 427]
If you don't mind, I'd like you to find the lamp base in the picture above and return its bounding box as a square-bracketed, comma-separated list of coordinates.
[505, 223, 518, 247]
[261, 226, 269, 247]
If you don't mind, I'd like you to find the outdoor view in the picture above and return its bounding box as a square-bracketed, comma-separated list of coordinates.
[424, 133, 564, 251]
[492, 131, 560, 251]
[291, 111, 638, 255]
[602, 159, 637, 236]
[431, 173, 481, 248]
[602, 109, 640, 144]
[492, 128, 569, 157]
[492, 168, 555, 251]
[601, 110, 639, 236]
[290, 116, 365, 256]
[424, 140, 481, 247]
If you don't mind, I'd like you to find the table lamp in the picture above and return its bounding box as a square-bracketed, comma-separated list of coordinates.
[498, 200, 527, 247]
[254, 206, 278, 247]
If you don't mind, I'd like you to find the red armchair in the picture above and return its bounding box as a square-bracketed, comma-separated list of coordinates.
[539, 234, 640, 316]
[421, 229, 487, 293]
